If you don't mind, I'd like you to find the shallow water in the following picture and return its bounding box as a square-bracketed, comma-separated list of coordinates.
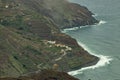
[66, 0, 120, 80]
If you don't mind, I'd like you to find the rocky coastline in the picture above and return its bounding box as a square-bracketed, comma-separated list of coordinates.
[0, 0, 99, 79]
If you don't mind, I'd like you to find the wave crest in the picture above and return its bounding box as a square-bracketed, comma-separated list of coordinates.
[95, 20, 107, 26]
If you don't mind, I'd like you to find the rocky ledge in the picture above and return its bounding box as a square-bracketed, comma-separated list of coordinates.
[0, 0, 99, 78]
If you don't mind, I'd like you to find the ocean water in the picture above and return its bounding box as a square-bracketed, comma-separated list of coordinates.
[66, 0, 120, 80]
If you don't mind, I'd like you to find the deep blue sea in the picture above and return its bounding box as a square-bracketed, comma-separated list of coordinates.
[66, 0, 120, 80]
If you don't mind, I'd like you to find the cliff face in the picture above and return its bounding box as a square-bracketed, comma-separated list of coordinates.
[0, 0, 99, 78]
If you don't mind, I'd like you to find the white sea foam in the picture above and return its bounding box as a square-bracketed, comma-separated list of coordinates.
[62, 26, 91, 33]
[62, 27, 79, 33]
[92, 13, 107, 26]
[79, 26, 90, 29]
[68, 41, 113, 76]
[94, 20, 107, 26]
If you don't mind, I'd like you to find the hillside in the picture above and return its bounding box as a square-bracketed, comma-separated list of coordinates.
[0, 69, 79, 80]
[0, 0, 99, 78]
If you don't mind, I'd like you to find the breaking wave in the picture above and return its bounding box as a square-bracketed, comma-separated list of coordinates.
[94, 20, 107, 26]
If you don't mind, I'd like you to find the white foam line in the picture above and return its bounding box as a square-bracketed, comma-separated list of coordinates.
[62, 27, 79, 33]
[94, 20, 107, 26]
[68, 41, 113, 76]
[62, 25, 91, 33]
[79, 26, 89, 29]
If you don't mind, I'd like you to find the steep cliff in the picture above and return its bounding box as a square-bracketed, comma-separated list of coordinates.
[0, 0, 99, 78]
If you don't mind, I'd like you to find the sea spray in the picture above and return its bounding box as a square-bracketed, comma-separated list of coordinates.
[68, 41, 113, 76]
[94, 20, 107, 26]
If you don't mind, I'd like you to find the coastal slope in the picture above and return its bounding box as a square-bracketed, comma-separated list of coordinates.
[0, 69, 79, 80]
[0, 0, 99, 78]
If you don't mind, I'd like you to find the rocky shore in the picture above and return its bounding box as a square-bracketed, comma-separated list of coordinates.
[0, 0, 99, 78]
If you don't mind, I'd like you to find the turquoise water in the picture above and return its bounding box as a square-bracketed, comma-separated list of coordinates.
[66, 0, 120, 80]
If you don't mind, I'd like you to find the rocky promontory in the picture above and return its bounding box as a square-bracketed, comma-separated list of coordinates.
[0, 0, 99, 78]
